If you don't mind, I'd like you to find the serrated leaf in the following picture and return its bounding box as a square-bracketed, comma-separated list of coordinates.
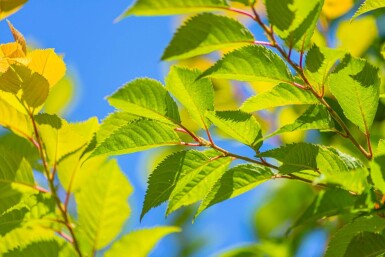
[96, 112, 140, 145]
[371, 140, 385, 194]
[119, 0, 229, 18]
[196, 164, 272, 218]
[328, 54, 380, 133]
[240, 83, 318, 112]
[162, 13, 254, 61]
[105, 227, 180, 257]
[260, 143, 367, 193]
[141, 150, 231, 219]
[266, 105, 334, 139]
[344, 232, 385, 257]
[92, 119, 180, 157]
[75, 159, 132, 254]
[0, 0, 28, 20]
[27, 49, 66, 87]
[3, 239, 76, 257]
[0, 98, 32, 139]
[265, 0, 324, 49]
[304, 45, 346, 93]
[166, 66, 214, 129]
[108, 78, 180, 125]
[325, 216, 385, 257]
[206, 110, 263, 150]
[200, 45, 293, 84]
[352, 0, 385, 20]
[292, 189, 356, 228]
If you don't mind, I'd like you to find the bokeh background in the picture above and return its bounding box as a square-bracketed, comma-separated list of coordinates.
[3, 0, 382, 256]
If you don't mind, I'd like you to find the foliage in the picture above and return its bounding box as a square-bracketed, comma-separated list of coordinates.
[4, 0, 385, 256]
[104, 0, 385, 256]
[0, 7, 178, 257]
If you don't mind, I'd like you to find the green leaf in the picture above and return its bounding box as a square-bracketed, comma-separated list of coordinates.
[119, 0, 229, 18]
[304, 45, 346, 93]
[206, 110, 262, 150]
[141, 150, 232, 219]
[36, 115, 99, 164]
[0, 145, 35, 215]
[105, 227, 180, 257]
[91, 119, 180, 158]
[44, 75, 75, 116]
[292, 189, 356, 228]
[344, 232, 385, 257]
[165, 66, 214, 129]
[352, 0, 385, 20]
[260, 143, 367, 193]
[370, 140, 385, 194]
[266, 105, 334, 138]
[162, 13, 254, 61]
[199, 45, 293, 84]
[265, 0, 324, 49]
[0, 193, 57, 254]
[328, 54, 380, 133]
[75, 159, 132, 254]
[195, 164, 273, 218]
[325, 216, 385, 257]
[96, 112, 140, 145]
[0, 98, 33, 139]
[107, 78, 180, 125]
[241, 83, 318, 112]
[3, 239, 76, 257]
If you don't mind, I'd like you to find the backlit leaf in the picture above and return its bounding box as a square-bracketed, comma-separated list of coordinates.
[328, 54, 380, 133]
[119, 0, 229, 17]
[141, 150, 232, 219]
[27, 49, 66, 87]
[241, 83, 318, 112]
[195, 164, 273, 218]
[325, 216, 385, 257]
[199, 45, 293, 84]
[352, 0, 385, 20]
[370, 140, 385, 194]
[92, 119, 181, 157]
[7, 21, 26, 54]
[75, 159, 132, 253]
[162, 13, 254, 61]
[166, 66, 214, 129]
[0, 98, 32, 139]
[108, 78, 180, 125]
[206, 110, 263, 150]
[266, 105, 334, 138]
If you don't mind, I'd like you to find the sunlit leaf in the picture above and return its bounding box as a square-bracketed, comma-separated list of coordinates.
[6, 21, 27, 54]
[119, 0, 229, 18]
[162, 13, 254, 61]
[92, 119, 181, 157]
[328, 54, 380, 133]
[27, 49, 66, 87]
[200, 45, 293, 84]
[75, 159, 132, 254]
[196, 164, 272, 218]
[166, 66, 214, 129]
[266, 105, 334, 139]
[108, 78, 180, 125]
[322, 0, 354, 19]
[241, 83, 318, 112]
[206, 110, 263, 150]
[352, 0, 385, 20]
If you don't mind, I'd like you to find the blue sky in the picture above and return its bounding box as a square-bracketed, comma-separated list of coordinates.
[3, 1, 326, 256]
